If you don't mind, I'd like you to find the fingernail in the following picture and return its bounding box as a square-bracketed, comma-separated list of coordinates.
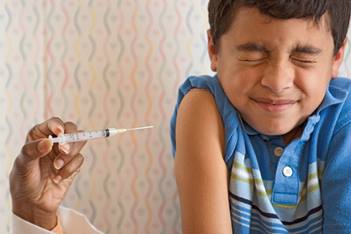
[54, 158, 65, 170]
[38, 139, 51, 153]
[59, 143, 70, 154]
[53, 175, 62, 184]
[55, 126, 64, 135]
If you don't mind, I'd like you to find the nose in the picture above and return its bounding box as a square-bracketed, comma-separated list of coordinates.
[261, 61, 294, 94]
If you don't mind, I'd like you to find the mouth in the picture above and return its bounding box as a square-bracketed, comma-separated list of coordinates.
[252, 98, 297, 112]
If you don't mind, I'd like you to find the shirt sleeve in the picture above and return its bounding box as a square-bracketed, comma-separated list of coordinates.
[322, 123, 351, 233]
[11, 206, 103, 234]
[51, 217, 64, 234]
[11, 213, 55, 234]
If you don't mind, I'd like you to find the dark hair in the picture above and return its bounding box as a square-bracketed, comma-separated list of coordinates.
[208, 0, 351, 54]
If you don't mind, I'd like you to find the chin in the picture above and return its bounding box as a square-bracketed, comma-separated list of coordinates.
[251, 121, 295, 136]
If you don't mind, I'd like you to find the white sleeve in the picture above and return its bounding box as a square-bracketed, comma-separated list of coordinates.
[11, 206, 103, 234]
[58, 206, 103, 234]
[11, 213, 54, 234]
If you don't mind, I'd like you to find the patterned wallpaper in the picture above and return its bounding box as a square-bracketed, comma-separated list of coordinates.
[0, 1, 350, 233]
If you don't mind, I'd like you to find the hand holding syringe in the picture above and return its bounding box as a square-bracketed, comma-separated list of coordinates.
[49, 125, 154, 144]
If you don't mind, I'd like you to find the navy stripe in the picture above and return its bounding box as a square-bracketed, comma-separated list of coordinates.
[229, 191, 322, 225]
[283, 206, 322, 225]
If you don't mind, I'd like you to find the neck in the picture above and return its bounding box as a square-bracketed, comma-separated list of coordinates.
[282, 125, 304, 145]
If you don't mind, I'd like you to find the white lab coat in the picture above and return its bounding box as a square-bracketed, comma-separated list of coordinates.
[11, 206, 103, 234]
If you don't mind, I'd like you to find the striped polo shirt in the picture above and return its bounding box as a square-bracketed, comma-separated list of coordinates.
[170, 75, 351, 233]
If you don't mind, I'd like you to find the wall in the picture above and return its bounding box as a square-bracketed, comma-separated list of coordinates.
[0, 1, 350, 233]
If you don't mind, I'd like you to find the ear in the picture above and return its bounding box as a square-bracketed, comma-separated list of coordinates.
[207, 30, 219, 72]
[331, 39, 347, 78]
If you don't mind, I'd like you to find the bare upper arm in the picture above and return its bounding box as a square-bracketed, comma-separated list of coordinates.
[175, 89, 232, 234]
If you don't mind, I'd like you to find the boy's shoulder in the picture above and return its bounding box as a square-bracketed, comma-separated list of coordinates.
[329, 77, 351, 92]
[328, 77, 351, 106]
[326, 77, 351, 129]
[331, 77, 351, 98]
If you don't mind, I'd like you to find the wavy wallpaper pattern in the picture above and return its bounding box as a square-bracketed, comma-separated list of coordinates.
[0, 1, 350, 233]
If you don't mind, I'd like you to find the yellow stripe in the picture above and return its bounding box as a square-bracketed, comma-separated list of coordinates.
[257, 190, 270, 197]
[307, 184, 320, 193]
[233, 161, 252, 174]
[273, 203, 297, 208]
[230, 175, 269, 197]
[231, 162, 267, 186]
[231, 162, 322, 203]
[231, 174, 254, 184]
[308, 172, 318, 180]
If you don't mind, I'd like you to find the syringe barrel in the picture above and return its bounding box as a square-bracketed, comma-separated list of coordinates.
[51, 129, 109, 143]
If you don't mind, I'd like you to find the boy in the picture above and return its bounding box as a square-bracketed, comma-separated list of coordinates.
[171, 0, 351, 233]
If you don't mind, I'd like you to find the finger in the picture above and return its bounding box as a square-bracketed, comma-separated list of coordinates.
[53, 122, 87, 170]
[20, 138, 53, 162]
[53, 138, 86, 170]
[27, 117, 65, 142]
[53, 153, 84, 183]
[59, 122, 87, 155]
[56, 121, 78, 154]
[53, 153, 67, 170]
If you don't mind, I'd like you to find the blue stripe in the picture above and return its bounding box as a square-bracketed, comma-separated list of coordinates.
[232, 206, 251, 220]
[250, 222, 288, 234]
[310, 226, 323, 234]
[301, 221, 323, 234]
[232, 211, 251, 226]
[232, 208, 288, 234]
[251, 213, 287, 230]
[251, 208, 322, 232]
[250, 215, 288, 233]
[250, 214, 322, 234]
[230, 192, 323, 225]
[287, 215, 322, 233]
[232, 204, 285, 229]
[232, 202, 323, 233]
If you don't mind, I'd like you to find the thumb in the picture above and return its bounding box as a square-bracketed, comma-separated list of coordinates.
[20, 138, 53, 162]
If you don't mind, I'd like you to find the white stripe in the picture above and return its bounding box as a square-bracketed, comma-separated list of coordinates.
[297, 219, 322, 234]
[233, 217, 251, 228]
[307, 177, 319, 188]
[232, 210, 251, 223]
[233, 167, 253, 180]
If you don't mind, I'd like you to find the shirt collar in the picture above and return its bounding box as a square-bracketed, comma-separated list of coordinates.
[314, 80, 347, 114]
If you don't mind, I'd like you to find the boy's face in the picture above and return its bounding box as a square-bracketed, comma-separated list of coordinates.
[208, 7, 346, 137]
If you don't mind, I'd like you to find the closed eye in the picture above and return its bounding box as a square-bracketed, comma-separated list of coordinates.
[291, 58, 317, 64]
[290, 57, 317, 64]
[238, 58, 266, 63]
[294, 58, 317, 63]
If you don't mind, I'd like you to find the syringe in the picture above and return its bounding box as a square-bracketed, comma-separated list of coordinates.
[49, 125, 154, 144]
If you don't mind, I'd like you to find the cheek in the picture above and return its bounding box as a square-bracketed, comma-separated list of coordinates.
[219, 76, 256, 108]
[294, 70, 330, 107]
[219, 66, 262, 99]
[220, 63, 261, 85]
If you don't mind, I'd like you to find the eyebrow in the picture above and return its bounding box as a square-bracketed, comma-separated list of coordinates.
[236, 43, 270, 53]
[292, 44, 322, 55]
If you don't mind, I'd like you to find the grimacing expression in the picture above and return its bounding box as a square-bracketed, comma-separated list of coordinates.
[208, 7, 345, 138]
